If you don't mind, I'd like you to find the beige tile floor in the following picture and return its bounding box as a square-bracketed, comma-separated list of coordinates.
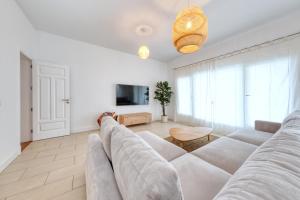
[0, 121, 191, 200]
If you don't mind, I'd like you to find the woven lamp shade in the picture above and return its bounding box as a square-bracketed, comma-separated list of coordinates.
[173, 6, 208, 54]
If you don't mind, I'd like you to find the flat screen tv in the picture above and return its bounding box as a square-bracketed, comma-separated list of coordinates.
[116, 84, 149, 106]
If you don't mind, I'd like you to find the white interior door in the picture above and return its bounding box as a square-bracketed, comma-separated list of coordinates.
[32, 62, 70, 140]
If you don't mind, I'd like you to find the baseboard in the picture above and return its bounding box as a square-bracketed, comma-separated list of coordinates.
[71, 126, 99, 134]
[0, 146, 21, 173]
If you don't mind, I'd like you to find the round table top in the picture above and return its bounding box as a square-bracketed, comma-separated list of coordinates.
[169, 127, 213, 142]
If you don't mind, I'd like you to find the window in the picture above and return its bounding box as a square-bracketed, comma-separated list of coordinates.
[176, 55, 294, 130]
[245, 58, 290, 126]
[176, 77, 192, 115]
[214, 64, 244, 127]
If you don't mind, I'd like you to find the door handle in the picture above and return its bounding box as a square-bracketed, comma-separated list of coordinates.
[62, 99, 70, 104]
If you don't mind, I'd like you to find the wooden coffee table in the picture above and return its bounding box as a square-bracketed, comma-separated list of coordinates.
[169, 127, 213, 147]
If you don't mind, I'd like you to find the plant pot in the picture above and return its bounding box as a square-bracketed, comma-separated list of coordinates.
[161, 115, 168, 123]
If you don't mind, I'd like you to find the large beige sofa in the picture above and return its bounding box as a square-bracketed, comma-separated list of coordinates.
[86, 111, 300, 200]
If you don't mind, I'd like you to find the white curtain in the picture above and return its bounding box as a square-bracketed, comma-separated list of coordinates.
[175, 36, 300, 133]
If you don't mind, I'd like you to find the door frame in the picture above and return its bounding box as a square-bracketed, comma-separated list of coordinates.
[20, 52, 33, 144]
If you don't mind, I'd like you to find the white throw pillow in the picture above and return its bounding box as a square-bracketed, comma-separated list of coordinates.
[111, 125, 183, 200]
[100, 116, 119, 160]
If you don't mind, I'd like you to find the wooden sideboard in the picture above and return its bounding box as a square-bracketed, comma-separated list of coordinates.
[118, 112, 152, 126]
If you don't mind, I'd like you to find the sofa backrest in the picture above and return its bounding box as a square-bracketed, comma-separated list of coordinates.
[86, 134, 122, 200]
[88, 117, 183, 200]
[111, 125, 183, 200]
[214, 111, 300, 200]
[99, 116, 119, 160]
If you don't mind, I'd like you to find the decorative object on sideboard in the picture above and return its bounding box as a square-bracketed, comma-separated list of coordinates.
[154, 81, 173, 123]
[172, 0, 208, 54]
[97, 112, 118, 127]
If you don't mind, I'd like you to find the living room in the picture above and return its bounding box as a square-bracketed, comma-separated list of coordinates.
[1, 0, 300, 199]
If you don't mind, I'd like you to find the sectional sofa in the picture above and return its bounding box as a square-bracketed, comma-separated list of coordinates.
[86, 111, 300, 200]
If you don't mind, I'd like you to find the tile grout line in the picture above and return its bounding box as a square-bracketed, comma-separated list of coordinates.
[50, 188, 81, 200]
[2, 173, 48, 199]
[19, 167, 28, 180]
[73, 156, 76, 165]
[53, 154, 58, 162]
[44, 171, 50, 185]
[18, 168, 28, 181]
[71, 175, 75, 189]
[17, 158, 74, 181]
[47, 176, 77, 200]
[6, 155, 57, 174]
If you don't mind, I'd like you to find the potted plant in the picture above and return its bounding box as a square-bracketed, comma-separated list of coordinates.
[154, 81, 173, 123]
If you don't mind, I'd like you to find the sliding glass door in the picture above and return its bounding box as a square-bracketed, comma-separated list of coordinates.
[244, 57, 290, 127]
[175, 37, 300, 131]
[177, 50, 293, 130]
[213, 63, 244, 129]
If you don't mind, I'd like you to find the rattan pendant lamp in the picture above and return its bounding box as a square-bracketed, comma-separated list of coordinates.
[173, 0, 208, 54]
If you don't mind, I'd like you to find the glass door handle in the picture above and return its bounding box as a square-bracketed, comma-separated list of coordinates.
[62, 99, 71, 104]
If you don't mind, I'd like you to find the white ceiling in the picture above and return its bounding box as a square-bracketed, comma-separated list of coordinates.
[16, 0, 300, 62]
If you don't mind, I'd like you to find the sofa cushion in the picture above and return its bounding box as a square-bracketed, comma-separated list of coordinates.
[282, 110, 300, 130]
[100, 116, 119, 160]
[214, 129, 300, 200]
[85, 134, 122, 200]
[111, 125, 183, 200]
[171, 154, 231, 200]
[191, 137, 257, 174]
[227, 128, 273, 146]
[137, 130, 187, 161]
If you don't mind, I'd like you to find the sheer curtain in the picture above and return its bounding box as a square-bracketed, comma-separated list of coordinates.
[213, 59, 244, 131]
[175, 36, 300, 132]
[243, 50, 291, 127]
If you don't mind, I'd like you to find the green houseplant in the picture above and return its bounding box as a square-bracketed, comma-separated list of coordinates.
[154, 81, 173, 123]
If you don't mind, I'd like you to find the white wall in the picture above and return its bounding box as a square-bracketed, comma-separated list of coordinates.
[37, 31, 174, 133]
[0, 0, 37, 172]
[0, 0, 174, 171]
[169, 9, 300, 68]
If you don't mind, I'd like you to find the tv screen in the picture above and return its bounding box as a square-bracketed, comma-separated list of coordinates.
[116, 84, 149, 106]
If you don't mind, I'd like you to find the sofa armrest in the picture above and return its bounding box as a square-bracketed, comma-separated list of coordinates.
[255, 120, 281, 133]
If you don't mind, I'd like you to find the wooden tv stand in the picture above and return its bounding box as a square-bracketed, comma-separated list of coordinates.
[118, 112, 152, 126]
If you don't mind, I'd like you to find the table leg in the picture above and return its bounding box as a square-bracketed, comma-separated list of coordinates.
[179, 142, 184, 148]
